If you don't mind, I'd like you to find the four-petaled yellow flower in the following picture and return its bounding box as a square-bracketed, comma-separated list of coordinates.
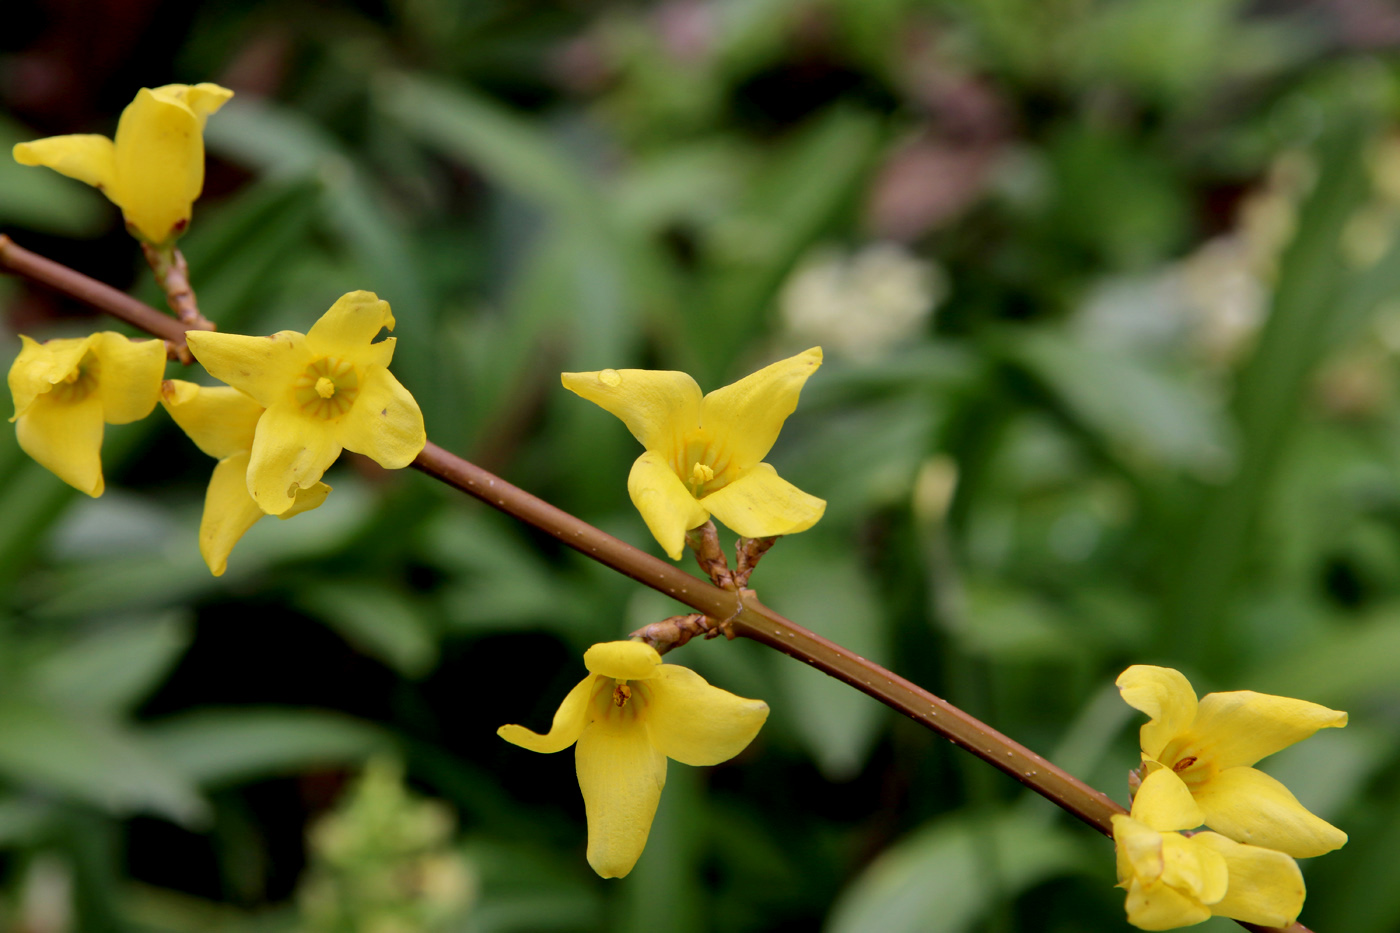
[185, 291, 427, 516]
[1117, 665, 1347, 858]
[14, 83, 233, 245]
[8, 332, 165, 497]
[161, 380, 330, 576]
[498, 640, 769, 878]
[1112, 768, 1305, 930]
[562, 348, 826, 560]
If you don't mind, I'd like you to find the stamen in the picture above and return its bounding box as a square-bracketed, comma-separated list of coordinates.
[315, 376, 336, 399]
[612, 684, 632, 707]
[690, 462, 714, 486]
[1173, 756, 1198, 772]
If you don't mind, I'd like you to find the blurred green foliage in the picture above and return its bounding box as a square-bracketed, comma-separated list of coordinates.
[3, 0, 1400, 930]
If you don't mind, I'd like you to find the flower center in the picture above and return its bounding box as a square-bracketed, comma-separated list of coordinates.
[591, 678, 650, 724]
[49, 351, 100, 403]
[1158, 739, 1213, 790]
[674, 432, 735, 498]
[294, 356, 360, 419]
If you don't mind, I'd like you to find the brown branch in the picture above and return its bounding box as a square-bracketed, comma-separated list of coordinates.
[0, 236, 1315, 933]
[140, 242, 216, 333]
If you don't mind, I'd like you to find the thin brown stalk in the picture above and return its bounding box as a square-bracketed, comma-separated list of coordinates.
[0, 237, 1314, 933]
[139, 242, 216, 333]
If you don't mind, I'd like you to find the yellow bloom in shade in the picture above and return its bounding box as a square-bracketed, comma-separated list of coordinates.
[161, 380, 329, 576]
[13, 83, 233, 244]
[498, 640, 769, 878]
[8, 332, 165, 496]
[1117, 665, 1348, 858]
[562, 348, 826, 559]
[1112, 769, 1305, 930]
[184, 291, 426, 517]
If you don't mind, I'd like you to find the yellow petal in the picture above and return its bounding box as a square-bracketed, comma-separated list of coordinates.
[305, 291, 397, 366]
[111, 87, 205, 242]
[1194, 832, 1306, 927]
[699, 462, 825, 538]
[160, 381, 263, 460]
[282, 481, 331, 519]
[149, 83, 233, 129]
[498, 673, 596, 754]
[199, 453, 269, 577]
[561, 368, 702, 454]
[335, 367, 425, 469]
[9, 334, 92, 419]
[186, 330, 311, 409]
[645, 664, 768, 766]
[627, 450, 709, 560]
[698, 347, 822, 472]
[584, 641, 662, 682]
[1113, 814, 1166, 885]
[575, 715, 667, 878]
[1159, 834, 1227, 905]
[13, 134, 117, 194]
[1132, 768, 1204, 833]
[1193, 766, 1346, 857]
[92, 332, 164, 424]
[1190, 689, 1347, 770]
[246, 402, 342, 516]
[1117, 666, 1198, 761]
[1123, 877, 1211, 931]
[16, 389, 105, 496]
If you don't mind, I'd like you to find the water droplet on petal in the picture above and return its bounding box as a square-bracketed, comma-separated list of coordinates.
[600, 369, 621, 387]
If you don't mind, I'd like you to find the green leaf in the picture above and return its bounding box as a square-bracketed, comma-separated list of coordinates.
[826, 810, 1095, 933]
[33, 613, 192, 713]
[143, 708, 393, 787]
[0, 115, 109, 235]
[296, 582, 438, 678]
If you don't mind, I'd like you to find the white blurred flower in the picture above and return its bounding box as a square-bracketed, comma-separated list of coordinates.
[780, 242, 944, 362]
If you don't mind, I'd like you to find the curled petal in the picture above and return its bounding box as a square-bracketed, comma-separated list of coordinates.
[1123, 877, 1211, 931]
[246, 402, 342, 515]
[112, 87, 206, 242]
[1117, 666, 1198, 761]
[1191, 689, 1348, 770]
[646, 665, 768, 766]
[562, 368, 702, 455]
[161, 381, 263, 460]
[13, 134, 117, 194]
[627, 450, 709, 560]
[498, 674, 596, 754]
[1159, 834, 1227, 906]
[92, 333, 164, 424]
[200, 453, 269, 577]
[1194, 832, 1306, 927]
[1193, 766, 1346, 858]
[336, 367, 425, 469]
[1131, 768, 1204, 834]
[699, 347, 821, 471]
[282, 480, 331, 519]
[16, 390, 105, 496]
[576, 716, 667, 878]
[1113, 814, 1163, 884]
[305, 291, 397, 365]
[699, 462, 825, 539]
[9, 335, 92, 419]
[150, 83, 233, 129]
[186, 330, 310, 408]
[584, 641, 662, 682]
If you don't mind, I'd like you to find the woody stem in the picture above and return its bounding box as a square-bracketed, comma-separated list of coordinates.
[0, 237, 1311, 933]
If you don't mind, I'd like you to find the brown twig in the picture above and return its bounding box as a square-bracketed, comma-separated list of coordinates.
[0, 237, 1315, 933]
[734, 534, 778, 588]
[139, 242, 216, 333]
[685, 520, 735, 590]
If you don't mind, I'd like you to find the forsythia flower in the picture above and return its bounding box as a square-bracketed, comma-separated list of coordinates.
[562, 348, 826, 559]
[185, 291, 426, 516]
[497, 640, 769, 878]
[161, 380, 329, 576]
[8, 332, 165, 496]
[1112, 769, 1305, 930]
[14, 83, 233, 244]
[1117, 665, 1347, 858]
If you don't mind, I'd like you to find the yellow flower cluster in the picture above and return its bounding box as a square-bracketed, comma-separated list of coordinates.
[1113, 665, 1347, 930]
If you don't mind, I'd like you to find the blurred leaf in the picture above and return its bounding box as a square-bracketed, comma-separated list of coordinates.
[1007, 328, 1233, 475]
[759, 535, 889, 779]
[825, 809, 1094, 933]
[1247, 608, 1400, 708]
[144, 708, 393, 787]
[951, 580, 1075, 661]
[0, 692, 206, 825]
[33, 613, 192, 713]
[297, 582, 438, 678]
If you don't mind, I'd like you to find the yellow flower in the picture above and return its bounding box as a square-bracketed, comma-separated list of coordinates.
[1117, 665, 1347, 858]
[497, 640, 769, 878]
[1112, 769, 1305, 930]
[8, 332, 165, 496]
[13, 83, 233, 245]
[161, 380, 330, 576]
[184, 291, 426, 517]
[562, 348, 826, 559]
